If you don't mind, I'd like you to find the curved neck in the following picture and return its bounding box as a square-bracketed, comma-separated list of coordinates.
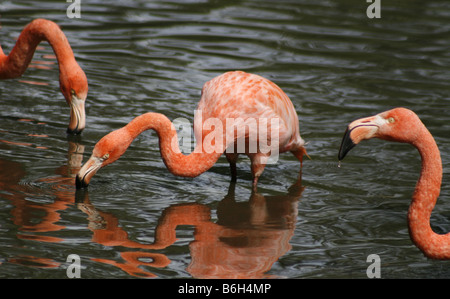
[408, 124, 450, 259]
[0, 19, 77, 79]
[125, 112, 222, 178]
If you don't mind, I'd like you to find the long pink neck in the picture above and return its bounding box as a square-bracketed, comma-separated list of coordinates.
[0, 19, 77, 79]
[124, 112, 222, 178]
[408, 124, 450, 259]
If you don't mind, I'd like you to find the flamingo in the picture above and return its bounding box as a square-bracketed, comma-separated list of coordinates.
[0, 19, 88, 134]
[338, 107, 450, 259]
[76, 71, 307, 190]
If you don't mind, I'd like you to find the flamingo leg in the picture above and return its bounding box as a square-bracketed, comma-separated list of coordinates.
[226, 153, 239, 182]
[291, 147, 309, 168]
[250, 154, 266, 193]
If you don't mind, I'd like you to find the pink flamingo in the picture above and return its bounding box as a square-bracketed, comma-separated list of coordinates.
[338, 107, 450, 259]
[0, 19, 88, 134]
[76, 71, 307, 189]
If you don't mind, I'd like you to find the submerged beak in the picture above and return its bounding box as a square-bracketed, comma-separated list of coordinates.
[67, 95, 86, 135]
[76, 156, 102, 189]
[338, 115, 380, 161]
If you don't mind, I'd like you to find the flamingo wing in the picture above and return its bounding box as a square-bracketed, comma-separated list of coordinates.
[195, 71, 304, 153]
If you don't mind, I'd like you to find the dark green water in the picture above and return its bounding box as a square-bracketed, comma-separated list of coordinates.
[0, 0, 449, 278]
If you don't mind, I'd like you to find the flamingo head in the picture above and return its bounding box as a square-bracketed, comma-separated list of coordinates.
[60, 64, 88, 135]
[338, 107, 422, 160]
[76, 128, 134, 189]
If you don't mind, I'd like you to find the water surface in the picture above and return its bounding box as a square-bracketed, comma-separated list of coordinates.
[0, 0, 450, 278]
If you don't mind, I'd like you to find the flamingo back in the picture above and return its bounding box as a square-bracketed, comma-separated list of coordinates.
[195, 71, 304, 154]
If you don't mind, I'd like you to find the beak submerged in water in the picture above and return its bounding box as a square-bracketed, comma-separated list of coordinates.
[75, 156, 102, 189]
[74, 124, 131, 189]
[67, 94, 86, 135]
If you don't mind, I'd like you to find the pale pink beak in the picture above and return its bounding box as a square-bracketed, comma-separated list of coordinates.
[338, 115, 380, 160]
[67, 94, 86, 135]
[76, 156, 102, 189]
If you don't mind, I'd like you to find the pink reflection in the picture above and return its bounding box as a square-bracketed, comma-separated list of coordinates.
[2, 136, 304, 278]
[78, 175, 304, 278]
[1, 141, 84, 269]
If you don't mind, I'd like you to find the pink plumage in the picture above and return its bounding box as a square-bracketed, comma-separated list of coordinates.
[76, 71, 307, 190]
[339, 108, 450, 259]
[0, 19, 88, 134]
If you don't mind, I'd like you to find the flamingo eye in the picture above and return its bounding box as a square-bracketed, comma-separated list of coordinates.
[387, 117, 395, 123]
[102, 153, 110, 160]
[71, 89, 76, 96]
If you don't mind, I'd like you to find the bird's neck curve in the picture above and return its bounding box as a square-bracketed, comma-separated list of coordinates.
[408, 123, 450, 259]
[125, 112, 222, 178]
[0, 19, 77, 79]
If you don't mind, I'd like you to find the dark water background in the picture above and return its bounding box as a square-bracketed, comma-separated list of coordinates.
[0, 0, 449, 278]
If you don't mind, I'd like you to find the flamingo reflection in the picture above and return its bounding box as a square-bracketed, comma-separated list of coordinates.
[1, 134, 304, 278]
[0, 138, 84, 268]
[76, 175, 304, 278]
[10, 140, 84, 239]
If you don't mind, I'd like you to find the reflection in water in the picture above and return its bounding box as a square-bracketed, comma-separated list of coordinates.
[1, 131, 304, 278]
[18, 45, 55, 86]
[0, 139, 84, 268]
[189, 179, 303, 279]
[1, 118, 50, 149]
[76, 174, 304, 278]
[8, 256, 60, 269]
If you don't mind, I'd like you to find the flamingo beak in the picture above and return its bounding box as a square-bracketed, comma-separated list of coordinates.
[338, 116, 380, 161]
[338, 128, 356, 161]
[67, 94, 86, 135]
[76, 156, 102, 189]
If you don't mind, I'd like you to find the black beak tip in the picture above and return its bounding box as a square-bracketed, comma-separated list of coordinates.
[75, 174, 88, 189]
[67, 127, 83, 135]
[338, 128, 356, 161]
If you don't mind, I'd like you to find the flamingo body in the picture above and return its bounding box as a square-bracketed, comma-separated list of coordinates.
[0, 19, 88, 134]
[198, 71, 303, 152]
[339, 107, 450, 259]
[76, 71, 306, 189]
